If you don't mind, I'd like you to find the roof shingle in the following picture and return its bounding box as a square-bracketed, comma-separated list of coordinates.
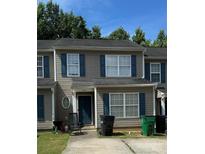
[145, 47, 167, 59]
[37, 38, 145, 51]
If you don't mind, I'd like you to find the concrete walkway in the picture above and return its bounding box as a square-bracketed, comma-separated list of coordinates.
[62, 130, 166, 154]
[125, 137, 167, 154]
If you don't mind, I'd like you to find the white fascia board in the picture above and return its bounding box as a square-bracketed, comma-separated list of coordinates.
[95, 83, 158, 88]
[37, 49, 54, 52]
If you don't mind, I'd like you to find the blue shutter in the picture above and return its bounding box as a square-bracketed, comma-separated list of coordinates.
[80, 54, 85, 76]
[61, 54, 67, 77]
[103, 93, 109, 115]
[161, 63, 166, 83]
[37, 95, 44, 121]
[100, 55, 105, 77]
[145, 63, 150, 80]
[131, 55, 137, 77]
[43, 56, 49, 78]
[139, 93, 146, 116]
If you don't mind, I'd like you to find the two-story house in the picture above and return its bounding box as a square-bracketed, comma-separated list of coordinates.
[37, 38, 159, 130]
[144, 48, 167, 116]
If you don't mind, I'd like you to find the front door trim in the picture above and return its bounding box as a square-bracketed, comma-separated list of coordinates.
[77, 93, 94, 125]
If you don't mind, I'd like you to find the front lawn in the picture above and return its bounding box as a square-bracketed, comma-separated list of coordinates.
[37, 131, 69, 154]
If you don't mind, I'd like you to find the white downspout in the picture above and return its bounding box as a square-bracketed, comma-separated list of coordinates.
[142, 49, 146, 79]
[94, 88, 98, 128]
[53, 49, 57, 82]
[51, 87, 55, 122]
[142, 53, 145, 78]
[153, 86, 156, 116]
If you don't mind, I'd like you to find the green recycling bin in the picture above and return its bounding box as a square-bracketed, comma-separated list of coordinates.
[140, 116, 156, 136]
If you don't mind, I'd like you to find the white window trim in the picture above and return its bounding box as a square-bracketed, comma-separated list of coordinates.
[67, 53, 80, 77]
[109, 92, 140, 118]
[37, 55, 44, 78]
[150, 63, 161, 83]
[105, 55, 131, 77]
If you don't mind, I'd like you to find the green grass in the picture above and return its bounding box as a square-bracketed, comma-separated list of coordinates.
[37, 131, 69, 154]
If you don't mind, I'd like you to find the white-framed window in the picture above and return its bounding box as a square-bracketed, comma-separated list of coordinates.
[150, 63, 161, 82]
[106, 55, 131, 77]
[109, 93, 139, 118]
[37, 56, 44, 78]
[67, 53, 80, 77]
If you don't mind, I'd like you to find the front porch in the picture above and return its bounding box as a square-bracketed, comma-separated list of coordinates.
[71, 78, 157, 129]
[37, 79, 56, 130]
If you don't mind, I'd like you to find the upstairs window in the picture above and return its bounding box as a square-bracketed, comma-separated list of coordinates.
[67, 54, 80, 77]
[106, 55, 131, 77]
[37, 56, 44, 78]
[150, 63, 161, 82]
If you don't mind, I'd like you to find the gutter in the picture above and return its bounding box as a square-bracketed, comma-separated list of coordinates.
[95, 83, 158, 88]
[52, 46, 145, 52]
[37, 49, 53, 52]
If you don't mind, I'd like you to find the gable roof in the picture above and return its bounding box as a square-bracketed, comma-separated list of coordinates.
[145, 47, 167, 60]
[37, 38, 145, 51]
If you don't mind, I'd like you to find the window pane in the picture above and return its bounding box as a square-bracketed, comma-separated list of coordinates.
[111, 106, 123, 117]
[151, 73, 160, 82]
[110, 94, 123, 105]
[37, 67, 43, 77]
[119, 66, 130, 76]
[107, 66, 118, 76]
[125, 94, 138, 105]
[68, 65, 79, 75]
[126, 106, 138, 117]
[151, 64, 160, 72]
[119, 56, 130, 66]
[37, 57, 42, 66]
[68, 54, 79, 64]
[106, 56, 118, 66]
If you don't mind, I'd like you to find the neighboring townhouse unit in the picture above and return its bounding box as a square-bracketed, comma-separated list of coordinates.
[37, 38, 158, 130]
[37, 41, 56, 129]
[144, 48, 167, 116]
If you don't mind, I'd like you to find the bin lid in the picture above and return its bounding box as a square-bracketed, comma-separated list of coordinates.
[157, 89, 167, 98]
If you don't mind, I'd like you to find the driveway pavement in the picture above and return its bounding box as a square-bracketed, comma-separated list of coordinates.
[62, 130, 166, 154]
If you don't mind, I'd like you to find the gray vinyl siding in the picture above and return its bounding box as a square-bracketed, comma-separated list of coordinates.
[55, 50, 144, 122]
[96, 86, 154, 128]
[37, 52, 54, 80]
[37, 89, 52, 121]
[56, 50, 144, 81]
[55, 51, 73, 121]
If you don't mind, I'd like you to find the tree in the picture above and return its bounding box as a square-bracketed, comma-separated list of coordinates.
[91, 25, 101, 39]
[152, 30, 167, 47]
[144, 39, 151, 47]
[44, 0, 61, 39]
[132, 27, 145, 45]
[70, 16, 90, 39]
[108, 27, 130, 40]
[37, 1, 90, 39]
[37, 2, 47, 39]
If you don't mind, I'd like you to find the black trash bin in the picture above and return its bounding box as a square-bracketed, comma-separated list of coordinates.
[156, 115, 167, 133]
[100, 115, 115, 136]
[53, 121, 63, 131]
